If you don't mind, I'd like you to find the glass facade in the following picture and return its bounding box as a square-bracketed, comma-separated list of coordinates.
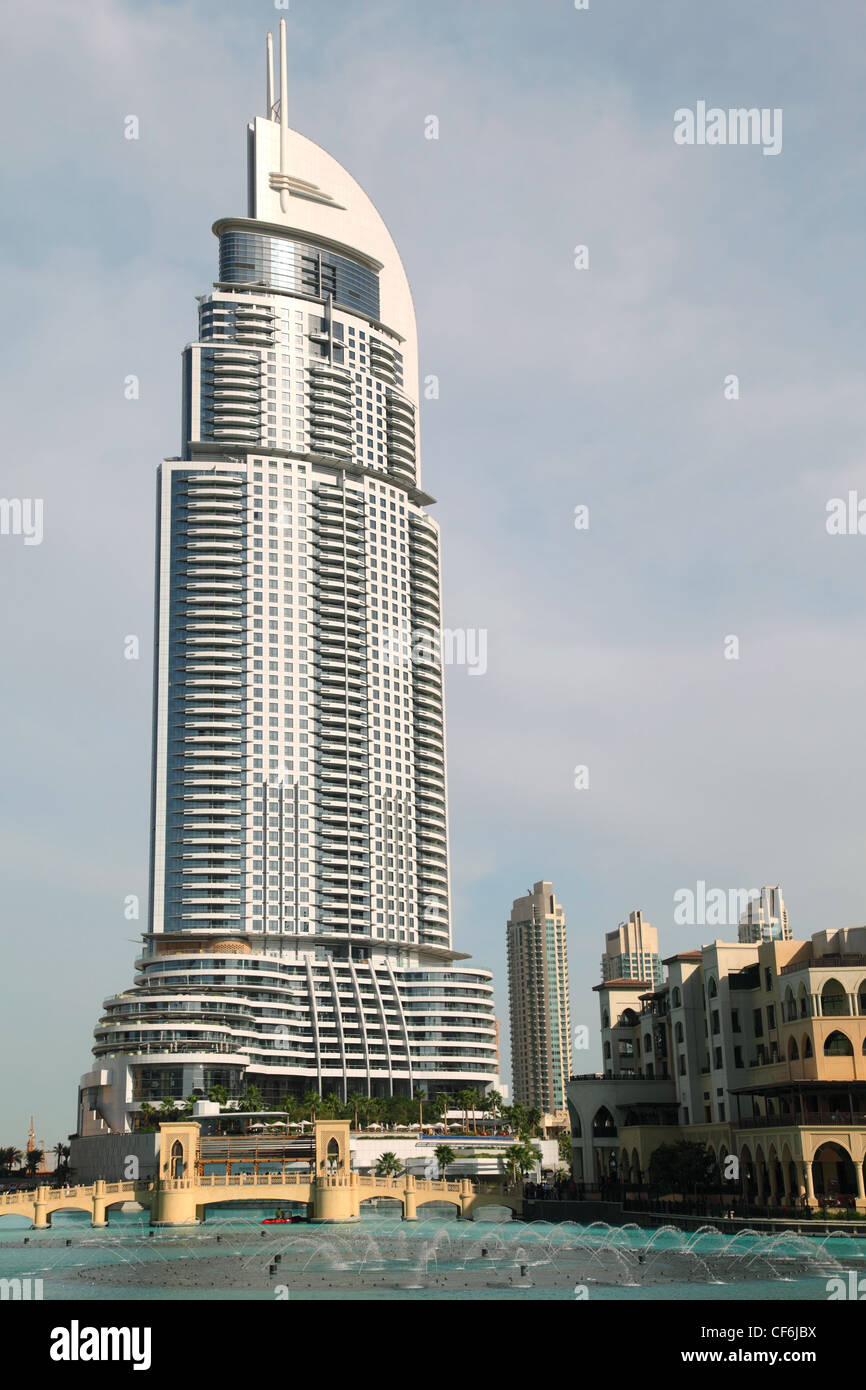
[219, 231, 381, 321]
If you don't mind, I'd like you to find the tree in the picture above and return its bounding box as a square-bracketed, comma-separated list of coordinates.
[138, 1104, 157, 1132]
[347, 1091, 367, 1132]
[455, 1089, 474, 1132]
[23, 1149, 44, 1176]
[181, 1094, 199, 1118]
[278, 1096, 299, 1126]
[557, 1131, 573, 1166]
[53, 1143, 71, 1180]
[434, 1144, 456, 1179]
[0, 1147, 22, 1177]
[302, 1090, 321, 1125]
[505, 1139, 541, 1185]
[238, 1085, 265, 1114]
[158, 1098, 179, 1124]
[526, 1107, 542, 1137]
[208, 1084, 229, 1107]
[375, 1152, 403, 1178]
[413, 1089, 426, 1129]
[504, 1102, 529, 1136]
[465, 1087, 482, 1134]
[648, 1142, 717, 1196]
[320, 1093, 342, 1120]
[433, 1092, 451, 1128]
[484, 1089, 503, 1131]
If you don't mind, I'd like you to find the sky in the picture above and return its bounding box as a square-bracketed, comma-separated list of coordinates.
[2, 0, 866, 1146]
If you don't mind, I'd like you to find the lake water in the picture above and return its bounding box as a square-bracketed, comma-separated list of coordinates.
[1, 1205, 862, 1301]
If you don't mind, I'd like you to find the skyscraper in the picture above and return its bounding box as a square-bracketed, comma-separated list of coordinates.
[506, 881, 572, 1112]
[738, 885, 790, 943]
[601, 909, 663, 987]
[76, 23, 498, 1135]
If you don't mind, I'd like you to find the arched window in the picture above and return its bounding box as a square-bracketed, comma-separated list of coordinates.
[803, 1035, 813, 1058]
[707, 977, 717, 998]
[821, 979, 849, 1017]
[824, 1030, 854, 1057]
[787, 1036, 799, 1060]
[619, 1008, 638, 1027]
[675, 1022, 684, 1043]
[602, 1010, 610, 1029]
[644, 1034, 652, 1052]
[672, 987, 681, 1008]
[170, 1140, 184, 1180]
[592, 1107, 617, 1138]
[858, 980, 866, 1016]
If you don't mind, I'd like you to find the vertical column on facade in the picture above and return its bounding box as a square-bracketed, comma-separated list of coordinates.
[348, 961, 372, 1098]
[385, 959, 413, 1098]
[803, 1159, 815, 1205]
[305, 958, 322, 1096]
[327, 958, 348, 1097]
[767, 1159, 778, 1205]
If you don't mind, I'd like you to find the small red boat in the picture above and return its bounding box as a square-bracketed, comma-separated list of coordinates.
[262, 1216, 293, 1224]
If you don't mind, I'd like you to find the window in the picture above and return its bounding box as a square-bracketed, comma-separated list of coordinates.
[734, 1046, 743, 1068]
[753, 1008, 764, 1038]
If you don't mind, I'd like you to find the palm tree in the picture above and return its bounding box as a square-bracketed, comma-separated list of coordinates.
[433, 1092, 451, 1128]
[413, 1089, 427, 1129]
[485, 1089, 503, 1132]
[375, 1152, 403, 1178]
[238, 1085, 265, 1114]
[278, 1095, 299, 1126]
[208, 1083, 229, 1107]
[526, 1107, 542, 1137]
[434, 1144, 456, 1179]
[158, 1098, 179, 1124]
[455, 1089, 473, 1132]
[347, 1091, 367, 1132]
[302, 1089, 321, 1125]
[23, 1149, 44, 1177]
[138, 1104, 157, 1132]
[0, 1147, 22, 1177]
[466, 1087, 483, 1134]
[53, 1143, 71, 1180]
[505, 1139, 540, 1186]
[320, 1093, 343, 1120]
[508, 1102, 529, 1136]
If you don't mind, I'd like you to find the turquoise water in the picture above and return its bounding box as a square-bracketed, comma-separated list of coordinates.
[1, 1206, 862, 1301]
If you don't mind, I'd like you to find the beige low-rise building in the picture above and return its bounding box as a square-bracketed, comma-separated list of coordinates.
[568, 925, 866, 1208]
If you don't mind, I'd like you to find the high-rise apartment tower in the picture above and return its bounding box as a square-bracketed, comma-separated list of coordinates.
[76, 23, 498, 1134]
[506, 881, 572, 1112]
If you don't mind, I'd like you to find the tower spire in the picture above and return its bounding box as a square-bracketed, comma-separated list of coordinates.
[278, 18, 289, 212]
[266, 30, 274, 120]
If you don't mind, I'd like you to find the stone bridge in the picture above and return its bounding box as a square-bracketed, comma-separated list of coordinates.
[0, 1121, 522, 1226]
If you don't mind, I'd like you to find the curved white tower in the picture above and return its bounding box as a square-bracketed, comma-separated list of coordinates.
[76, 24, 498, 1132]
